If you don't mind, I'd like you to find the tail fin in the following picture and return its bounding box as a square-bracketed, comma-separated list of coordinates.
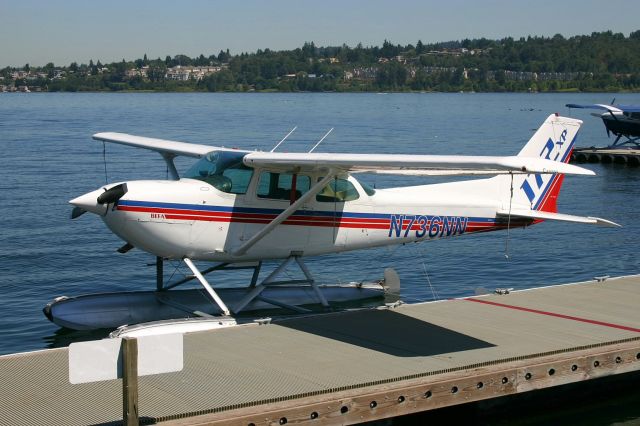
[509, 114, 581, 213]
[496, 114, 618, 227]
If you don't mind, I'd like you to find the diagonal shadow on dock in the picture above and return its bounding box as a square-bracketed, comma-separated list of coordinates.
[277, 308, 495, 357]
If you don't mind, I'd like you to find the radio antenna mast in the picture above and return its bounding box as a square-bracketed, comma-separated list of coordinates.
[308, 128, 334, 153]
[270, 126, 297, 152]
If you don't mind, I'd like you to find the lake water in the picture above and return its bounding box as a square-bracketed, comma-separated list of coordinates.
[0, 93, 640, 354]
[2, 92, 640, 424]
[0, 92, 638, 355]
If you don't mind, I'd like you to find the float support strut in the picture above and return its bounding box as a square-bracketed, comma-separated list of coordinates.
[156, 257, 164, 291]
[183, 257, 230, 316]
[295, 256, 329, 307]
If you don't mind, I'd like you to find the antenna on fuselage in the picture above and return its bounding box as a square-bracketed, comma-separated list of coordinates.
[270, 126, 297, 152]
[308, 128, 334, 153]
[504, 172, 514, 260]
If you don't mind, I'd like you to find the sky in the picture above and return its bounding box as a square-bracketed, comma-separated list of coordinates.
[1, 0, 639, 68]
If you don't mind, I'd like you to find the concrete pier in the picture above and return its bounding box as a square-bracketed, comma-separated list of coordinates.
[1, 275, 639, 425]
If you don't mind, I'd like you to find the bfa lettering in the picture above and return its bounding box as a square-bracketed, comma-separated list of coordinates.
[388, 215, 468, 238]
[520, 129, 568, 204]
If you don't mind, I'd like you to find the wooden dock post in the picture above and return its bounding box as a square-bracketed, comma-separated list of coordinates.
[122, 337, 139, 426]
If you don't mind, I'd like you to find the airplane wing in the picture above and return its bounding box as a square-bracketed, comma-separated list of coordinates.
[566, 103, 640, 114]
[92, 132, 240, 158]
[615, 105, 640, 113]
[242, 152, 595, 176]
[497, 209, 620, 227]
[565, 103, 622, 113]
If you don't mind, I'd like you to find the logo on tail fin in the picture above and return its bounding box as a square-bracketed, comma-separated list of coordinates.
[519, 128, 570, 209]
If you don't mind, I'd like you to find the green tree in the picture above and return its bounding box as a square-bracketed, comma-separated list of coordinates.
[148, 63, 167, 82]
[302, 42, 316, 58]
[44, 62, 55, 78]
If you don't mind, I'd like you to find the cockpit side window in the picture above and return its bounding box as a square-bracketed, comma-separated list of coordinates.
[183, 151, 254, 194]
[316, 177, 360, 202]
[257, 172, 311, 201]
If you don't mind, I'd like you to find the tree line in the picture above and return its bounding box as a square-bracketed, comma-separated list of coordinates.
[4, 30, 640, 92]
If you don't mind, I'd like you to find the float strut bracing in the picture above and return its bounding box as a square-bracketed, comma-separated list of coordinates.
[232, 255, 329, 314]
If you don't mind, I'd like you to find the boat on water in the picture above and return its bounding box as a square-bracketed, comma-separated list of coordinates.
[566, 102, 640, 147]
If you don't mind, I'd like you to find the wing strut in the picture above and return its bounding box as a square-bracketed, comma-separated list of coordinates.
[232, 171, 337, 257]
[183, 258, 231, 316]
[161, 153, 179, 180]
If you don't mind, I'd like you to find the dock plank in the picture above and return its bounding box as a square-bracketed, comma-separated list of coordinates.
[1, 275, 639, 425]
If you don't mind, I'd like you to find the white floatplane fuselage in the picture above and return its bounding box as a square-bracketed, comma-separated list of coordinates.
[79, 174, 505, 262]
[70, 114, 614, 264]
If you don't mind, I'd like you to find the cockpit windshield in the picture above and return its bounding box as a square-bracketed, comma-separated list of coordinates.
[183, 150, 254, 194]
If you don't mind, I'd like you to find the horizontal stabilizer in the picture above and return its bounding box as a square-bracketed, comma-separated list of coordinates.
[497, 209, 620, 227]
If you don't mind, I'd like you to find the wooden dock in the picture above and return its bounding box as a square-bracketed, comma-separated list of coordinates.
[571, 147, 640, 165]
[2, 275, 640, 425]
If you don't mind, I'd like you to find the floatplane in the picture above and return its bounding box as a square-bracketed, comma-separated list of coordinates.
[45, 114, 618, 336]
[567, 102, 640, 147]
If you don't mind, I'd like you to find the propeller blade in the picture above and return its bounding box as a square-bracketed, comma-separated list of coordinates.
[70, 206, 87, 219]
[97, 183, 128, 205]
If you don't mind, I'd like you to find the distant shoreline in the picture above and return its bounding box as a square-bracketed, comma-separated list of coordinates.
[4, 89, 640, 94]
[4, 32, 640, 94]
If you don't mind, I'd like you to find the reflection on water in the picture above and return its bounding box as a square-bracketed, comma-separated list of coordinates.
[43, 327, 111, 350]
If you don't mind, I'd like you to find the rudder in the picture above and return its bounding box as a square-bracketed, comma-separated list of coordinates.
[509, 114, 582, 213]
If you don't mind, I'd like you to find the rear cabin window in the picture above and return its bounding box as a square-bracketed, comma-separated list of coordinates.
[316, 178, 360, 202]
[257, 172, 311, 201]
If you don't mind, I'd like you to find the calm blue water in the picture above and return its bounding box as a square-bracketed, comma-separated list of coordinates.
[0, 92, 638, 357]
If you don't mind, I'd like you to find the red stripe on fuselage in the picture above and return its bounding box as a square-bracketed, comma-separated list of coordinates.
[116, 205, 531, 234]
